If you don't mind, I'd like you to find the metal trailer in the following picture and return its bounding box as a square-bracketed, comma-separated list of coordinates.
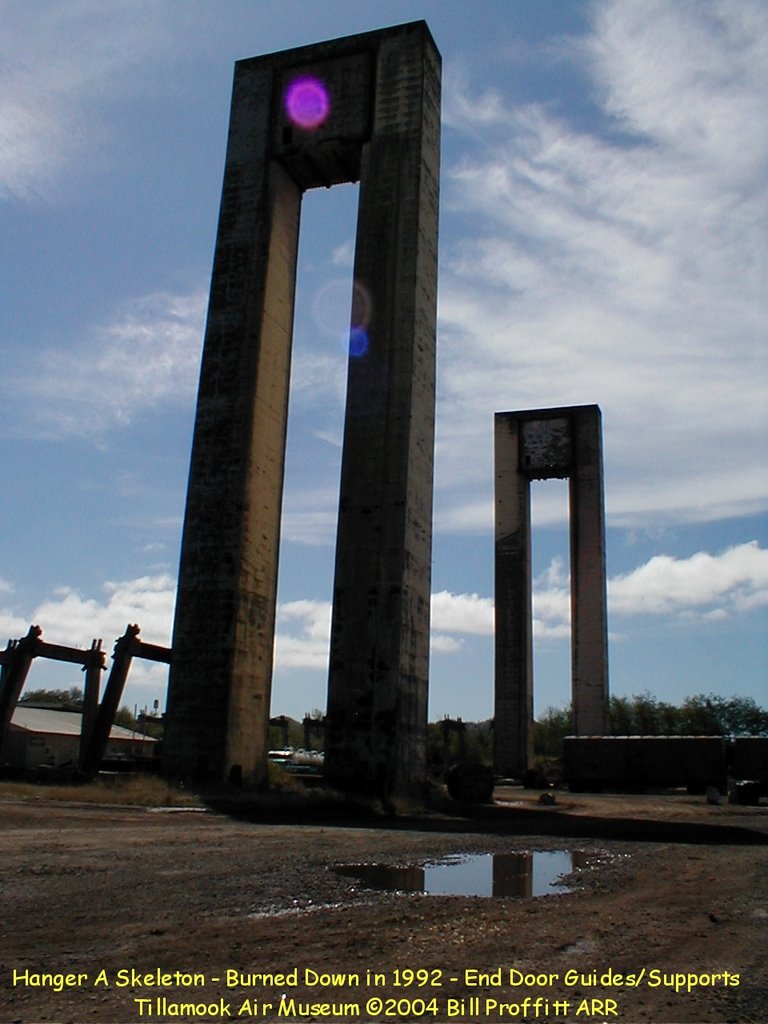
[564, 735, 728, 793]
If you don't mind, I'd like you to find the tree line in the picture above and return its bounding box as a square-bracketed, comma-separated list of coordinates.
[19, 687, 767, 766]
[534, 692, 768, 759]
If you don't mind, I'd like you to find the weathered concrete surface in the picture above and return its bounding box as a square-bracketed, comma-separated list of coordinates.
[163, 23, 440, 794]
[493, 417, 534, 777]
[569, 407, 609, 737]
[494, 406, 609, 778]
[324, 24, 441, 800]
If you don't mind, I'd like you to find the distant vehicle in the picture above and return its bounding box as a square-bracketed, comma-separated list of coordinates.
[267, 748, 324, 775]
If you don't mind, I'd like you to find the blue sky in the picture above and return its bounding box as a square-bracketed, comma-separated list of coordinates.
[1, 0, 765, 723]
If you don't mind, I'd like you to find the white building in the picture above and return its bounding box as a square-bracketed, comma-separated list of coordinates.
[5, 706, 157, 770]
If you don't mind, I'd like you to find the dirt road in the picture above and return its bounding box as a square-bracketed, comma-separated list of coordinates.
[1, 790, 767, 1023]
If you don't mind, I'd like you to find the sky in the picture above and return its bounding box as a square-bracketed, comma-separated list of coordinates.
[1, 0, 765, 724]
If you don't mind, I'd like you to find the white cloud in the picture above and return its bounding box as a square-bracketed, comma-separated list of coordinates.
[588, 0, 768, 176]
[0, 1, 174, 200]
[0, 573, 175, 695]
[431, 590, 494, 635]
[431, 542, 768, 649]
[2, 540, 764, 690]
[431, 582, 569, 645]
[9, 291, 205, 439]
[273, 595, 480, 672]
[436, 0, 768, 530]
[24, 574, 175, 649]
[443, 66, 510, 135]
[274, 599, 331, 669]
[0, 609, 29, 644]
[280, 489, 341, 547]
[609, 540, 768, 617]
[331, 239, 355, 267]
[529, 541, 768, 636]
[431, 634, 463, 654]
[532, 558, 572, 640]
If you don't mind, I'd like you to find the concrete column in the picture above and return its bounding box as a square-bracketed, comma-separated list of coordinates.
[163, 56, 302, 787]
[493, 414, 533, 778]
[324, 26, 441, 799]
[569, 407, 609, 734]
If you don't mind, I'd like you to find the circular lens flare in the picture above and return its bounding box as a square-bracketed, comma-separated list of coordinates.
[348, 327, 369, 358]
[285, 76, 330, 130]
[350, 280, 372, 332]
[311, 279, 352, 339]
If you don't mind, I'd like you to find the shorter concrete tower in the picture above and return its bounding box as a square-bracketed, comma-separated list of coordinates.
[494, 405, 609, 777]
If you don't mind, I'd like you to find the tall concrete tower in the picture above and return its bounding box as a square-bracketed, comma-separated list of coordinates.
[162, 23, 440, 796]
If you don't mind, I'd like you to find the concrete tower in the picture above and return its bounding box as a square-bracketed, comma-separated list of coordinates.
[494, 405, 609, 778]
[162, 22, 440, 795]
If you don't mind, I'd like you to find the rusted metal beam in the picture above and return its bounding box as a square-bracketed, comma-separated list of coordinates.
[80, 625, 140, 776]
[0, 621, 170, 775]
[0, 626, 42, 761]
[79, 639, 105, 771]
[132, 639, 172, 664]
[34, 640, 95, 665]
[80, 626, 171, 776]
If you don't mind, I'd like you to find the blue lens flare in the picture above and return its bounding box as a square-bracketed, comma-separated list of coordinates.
[284, 76, 330, 130]
[348, 327, 369, 358]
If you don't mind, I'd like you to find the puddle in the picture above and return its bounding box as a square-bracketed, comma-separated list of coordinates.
[333, 850, 594, 898]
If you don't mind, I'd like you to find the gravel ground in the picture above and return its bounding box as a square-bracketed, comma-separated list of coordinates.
[1, 789, 767, 1024]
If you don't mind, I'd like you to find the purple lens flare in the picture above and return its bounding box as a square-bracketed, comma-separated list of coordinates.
[284, 75, 330, 130]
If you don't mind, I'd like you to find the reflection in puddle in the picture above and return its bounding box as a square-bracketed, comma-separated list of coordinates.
[334, 850, 593, 898]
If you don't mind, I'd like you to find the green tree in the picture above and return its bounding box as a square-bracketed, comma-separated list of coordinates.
[114, 706, 139, 729]
[678, 694, 722, 735]
[632, 692, 664, 734]
[719, 695, 768, 735]
[682, 694, 768, 737]
[464, 720, 493, 763]
[608, 695, 633, 735]
[20, 686, 84, 709]
[20, 688, 141, 732]
[533, 705, 572, 759]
